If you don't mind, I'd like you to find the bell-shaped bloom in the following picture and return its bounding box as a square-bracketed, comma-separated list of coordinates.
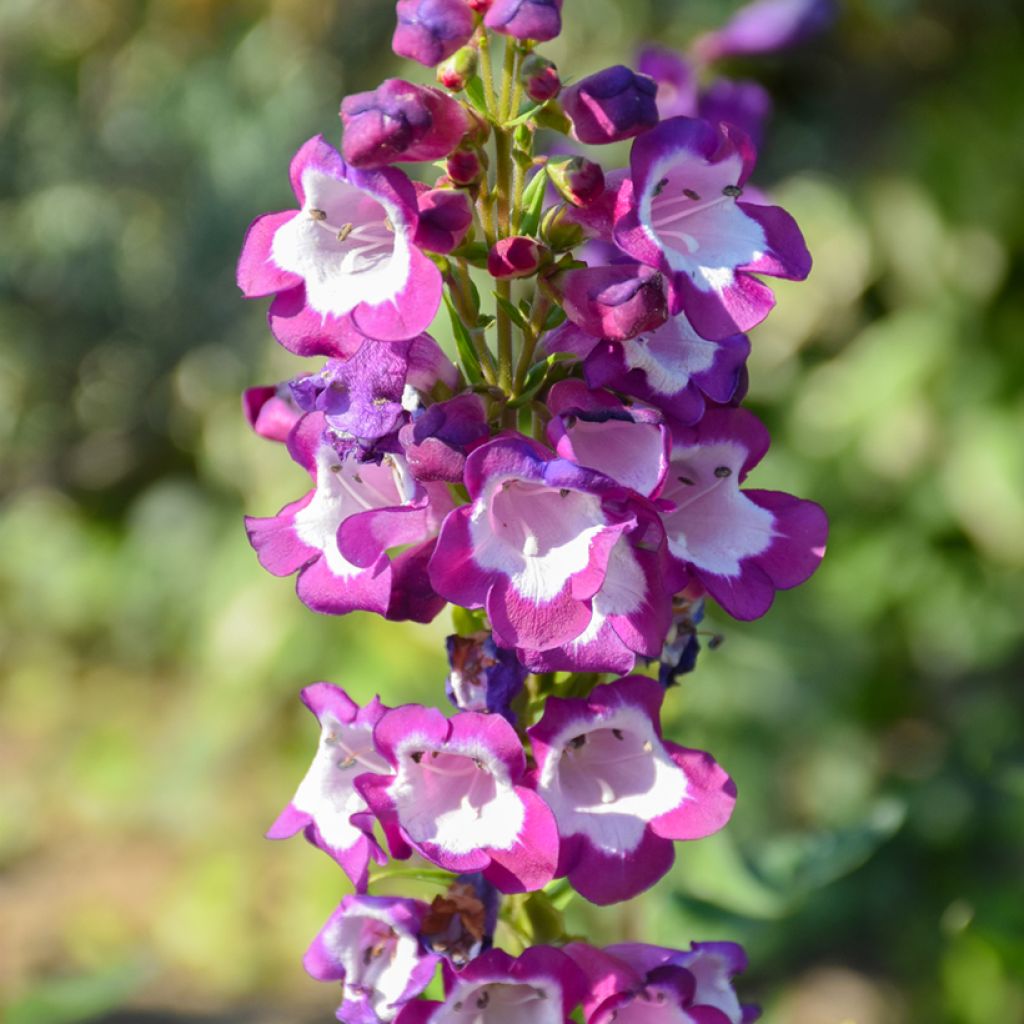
[488, 236, 543, 279]
[266, 684, 389, 890]
[394, 947, 587, 1024]
[428, 434, 652, 654]
[414, 186, 474, 254]
[243, 384, 303, 443]
[420, 873, 500, 966]
[565, 941, 753, 1024]
[546, 311, 749, 425]
[527, 676, 735, 905]
[694, 0, 837, 62]
[341, 80, 470, 169]
[393, 0, 475, 67]
[357, 706, 560, 893]
[637, 46, 699, 120]
[245, 413, 452, 621]
[613, 117, 811, 340]
[289, 334, 456, 448]
[598, 942, 761, 1023]
[446, 632, 529, 721]
[484, 0, 563, 42]
[563, 66, 660, 145]
[398, 394, 490, 483]
[305, 894, 440, 1023]
[660, 407, 828, 620]
[237, 136, 442, 357]
[559, 262, 669, 342]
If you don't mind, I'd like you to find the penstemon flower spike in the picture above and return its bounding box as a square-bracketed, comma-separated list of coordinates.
[239, 1, 834, 1019]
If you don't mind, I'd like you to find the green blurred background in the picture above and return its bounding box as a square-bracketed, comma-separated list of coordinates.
[1, 0, 1022, 1021]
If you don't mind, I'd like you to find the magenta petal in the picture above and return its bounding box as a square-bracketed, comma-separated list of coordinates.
[483, 786, 559, 893]
[569, 826, 676, 905]
[268, 285, 369, 359]
[237, 211, 303, 297]
[651, 744, 737, 841]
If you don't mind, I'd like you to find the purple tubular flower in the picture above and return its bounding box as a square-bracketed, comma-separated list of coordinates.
[694, 0, 837, 61]
[245, 413, 453, 622]
[545, 311, 750, 425]
[341, 80, 470, 169]
[290, 334, 456, 446]
[427, 434, 648, 655]
[356, 706, 560, 893]
[699, 79, 773, 152]
[414, 186, 474, 254]
[660, 407, 828, 620]
[237, 136, 443, 356]
[393, 0, 475, 67]
[559, 263, 670, 342]
[394, 946, 587, 1024]
[600, 942, 761, 1023]
[488, 236, 542, 279]
[398, 394, 490, 483]
[614, 117, 811, 339]
[528, 675, 736, 905]
[565, 941, 748, 1024]
[304, 894, 440, 1023]
[637, 46, 699, 120]
[266, 684, 389, 890]
[484, 0, 563, 42]
[563, 65, 660, 145]
[243, 384, 303, 443]
[446, 633, 529, 721]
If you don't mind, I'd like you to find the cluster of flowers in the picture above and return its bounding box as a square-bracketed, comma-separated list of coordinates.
[239, 0, 834, 1020]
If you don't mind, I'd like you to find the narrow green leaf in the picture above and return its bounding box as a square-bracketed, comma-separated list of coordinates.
[494, 293, 530, 331]
[444, 294, 483, 384]
[463, 76, 489, 117]
[519, 166, 550, 236]
[507, 101, 545, 127]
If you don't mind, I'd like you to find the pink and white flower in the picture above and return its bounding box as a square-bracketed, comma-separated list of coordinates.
[527, 676, 736, 905]
[659, 407, 828, 620]
[394, 946, 587, 1024]
[613, 117, 810, 340]
[266, 684, 388, 890]
[237, 135, 442, 357]
[305, 894, 440, 1023]
[245, 412, 453, 621]
[357, 705, 559, 893]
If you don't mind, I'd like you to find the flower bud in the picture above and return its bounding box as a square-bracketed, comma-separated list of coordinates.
[437, 44, 479, 91]
[446, 147, 485, 185]
[547, 155, 605, 207]
[558, 263, 669, 341]
[341, 79, 469, 168]
[540, 204, 586, 251]
[414, 187, 474, 254]
[392, 0, 475, 68]
[521, 53, 561, 103]
[562, 64, 660, 145]
[488, 236, 544, 279]
[484, 0, 563, 42]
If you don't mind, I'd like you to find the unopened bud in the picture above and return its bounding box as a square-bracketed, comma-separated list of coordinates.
[437, 45, 479, 91]
[521, 53, 561, 104]
[488, 236, 544, 279]
[547, 156, 605, 207]
[540, 204, 586, 251]
[447, 147, 485, 185]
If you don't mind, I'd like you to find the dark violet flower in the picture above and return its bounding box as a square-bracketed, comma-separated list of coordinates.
[694, 0, 837, 62]
[446, 633, 528, 721]
[414, 186, 475, 254]
[613, 117, 811, 340]
[243, 384, 303, 443]
[484, 0, 563, 42]
[357, 706, 560, 893]
[393, 0, 475, 68]
[304, 894, 440, 1022]
[637, 45, 699, 120]
[545, 311, 750, 425]
[394, 946, 587, 1023]
[237, 136, 442, 356]
[398, 393, 491, 483]
[245, 413, 453, 621]
[488, 236, 543, 279]
[658, 593, 709, 686]
[341, 80, 470, 169]
[420, 873, 500, 965]
[659, 407, 828, 621]
[266, 684, 389, 890]
[559, 262, 669, 342]
[528, 676, 736, 905]
[563, 65, 660, 145]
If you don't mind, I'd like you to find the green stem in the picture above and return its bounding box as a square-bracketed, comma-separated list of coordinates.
[477, 31, 498, 116]
[496, 277, 514, 392]
[448, 263, 498, 384]
[512, 292, 552, 394]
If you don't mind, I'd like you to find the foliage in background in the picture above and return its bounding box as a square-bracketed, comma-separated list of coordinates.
[0, 0, 1021, 1021]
